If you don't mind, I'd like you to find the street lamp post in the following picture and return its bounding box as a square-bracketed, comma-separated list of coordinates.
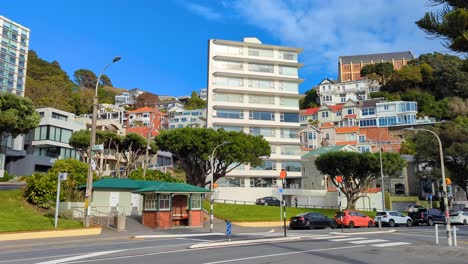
[403, 127, 452, 246]
[378, 129, 386, 211]
[209, 141, 229, 233]
[84, 56, 121, 227]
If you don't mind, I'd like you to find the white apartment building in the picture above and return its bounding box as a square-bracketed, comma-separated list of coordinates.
[169, 108, 206, 129]
[0, 16, 30, 178]
[206, 37, 303, 201]
[317, 78, 380, 105]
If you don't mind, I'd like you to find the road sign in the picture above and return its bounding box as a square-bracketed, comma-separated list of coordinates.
[279, 169, 287, 179]
[91, 144, 104, 151]
[226, 221, 232, 235]
[58, 172, 68, 181]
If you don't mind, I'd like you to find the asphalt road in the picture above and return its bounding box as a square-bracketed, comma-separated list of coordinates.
[0, 225, 466, 264]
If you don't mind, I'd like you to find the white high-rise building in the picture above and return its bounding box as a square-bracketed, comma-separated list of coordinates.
[0, 16, 30, 178]
[0, 16, 29, 96]
[206, 37, 303, 201]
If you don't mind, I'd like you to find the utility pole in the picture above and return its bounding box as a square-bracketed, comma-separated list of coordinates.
[142, 111, 154, 178]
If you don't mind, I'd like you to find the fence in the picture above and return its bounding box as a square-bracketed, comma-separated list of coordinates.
[213, 199, 339, 209]
[69, 205, 126, 231]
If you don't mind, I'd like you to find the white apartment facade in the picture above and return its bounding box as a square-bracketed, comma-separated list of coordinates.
[0, 16, 30, 177]
[317, 78, 380, 105]
[206, 37, 303, 201]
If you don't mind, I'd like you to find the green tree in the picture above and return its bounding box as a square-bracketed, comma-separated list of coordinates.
[300, 88, 319, 109]
[315, 152, 406, 209]
[185, 91, 206, 110]
[128, 168, 182, 182]
[24, 159, 90, 209]
[134, 92, 159, 108]
[121, 133, 157, 177]
[74, 69, 97, 89]
[0, 93, 40, 138]
[155, 127, 270, 187]
[100, 74, 112, 87]
[416, 0, 468, 53]
[387, 65, 423, 92]
[361, 62, 394, 84]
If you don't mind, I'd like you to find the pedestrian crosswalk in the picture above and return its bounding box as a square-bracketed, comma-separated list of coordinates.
[300, 234, 412, 248]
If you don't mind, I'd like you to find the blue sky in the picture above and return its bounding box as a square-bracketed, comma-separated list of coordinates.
[2, 0, 447, 96]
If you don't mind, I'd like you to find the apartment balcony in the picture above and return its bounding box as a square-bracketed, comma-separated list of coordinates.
[212, 102, 298, 112]
[212, 86, 300, 97]
[212, 118, 300, 128]
[212, 55, 302, 68]
[212, 71, 303, 83]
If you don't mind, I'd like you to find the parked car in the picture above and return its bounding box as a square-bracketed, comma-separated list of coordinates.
[374, 211, 413, 227]
[255, 196, 281, 206]
[334, 210, 374, 228]
[450, 210, 468, 225]
[408, 208, 446, 226]
[405, 205, 426, 213]
[289, 212, 337, 230]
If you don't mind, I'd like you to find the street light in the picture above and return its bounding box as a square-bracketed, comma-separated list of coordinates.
[378, 129, 385, 211]
[209, 141, 230, 233]
[84, 56, 121, 227]
[402, 127, 452, 246]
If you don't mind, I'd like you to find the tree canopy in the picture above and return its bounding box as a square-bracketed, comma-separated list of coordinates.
[416, 0, 468, 53]
[155, 127, 270, 187]
[360, 62, 394, 84]
[300, 88, 319, 109]
[0, 93, 40, 137]
[185, 91, 206, 110]
[134, 92, 159, 108]
[315, 151, 406, 209]
[74, 69, 97, 89]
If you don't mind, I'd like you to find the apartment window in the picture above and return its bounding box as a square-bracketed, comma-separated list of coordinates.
[216, 109, 244, 119]
[214, 60, 243, 71]
[279, 52, 297, 61]
[248, 79, 273, 89]
[383, 105, 390, 111]
[282, 161, 301, 172]
[249, 95, 275, 105]
[341, 97, 346, 103]
[144, 194, 157, 210]
[250, 177, 275, 187]
[215, 77, 243, 87]
[213, 125, 243, 132]
[379, 116, 398, 126]
[346, 133, 356, 141]
[281, 145, 301, 155]
[190, 194, 202, 209]
[359, 135, 366, 143]
[358, 146, 371, 153]
[321, 111, 329, 118]
[359, 119, 377, 127]
[34, 125, 72, 143]
[249, 63, 274, 73]
[279, 82, 298, 92]
[248, 48, 273, 57]
[280, 98, 299, 107]
[249, 127, 275, 137]
[249, 111, 275, 121]
[279, 66, 297, 76]
[347, 109, 354, 115]
[308, 132, 316, 140]
[325, 133, 330, 140]
[361, 108, 375, 116]
[159, 194, 170, 210]
[252, 160, 276, 171]
[336, 112, 342, 117]
[353, 64, 360, 70]
[280, 112, 299, 123]
[215, 93, 244, 103]
[270, 145, 277, 154]
[280, 128, 299, 138]
[323, 96, 332, 102]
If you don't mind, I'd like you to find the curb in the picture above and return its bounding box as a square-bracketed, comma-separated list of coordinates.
[131, 233, 225, 239]
[189, 236, 301, 249]
[0, 227, 102, 241]
[330, 229, 397, 235]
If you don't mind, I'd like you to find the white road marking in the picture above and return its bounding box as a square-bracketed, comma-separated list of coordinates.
[372, 242, 412, 247]
[350, 239, 388, 244]
[177, 238, 213, 242]
[35, 250, 124, 264]
[329, 237, 367, 242]
[133, 233, 224, 239]
[201, 245, 365, 264]
[309, 235, 349, 240]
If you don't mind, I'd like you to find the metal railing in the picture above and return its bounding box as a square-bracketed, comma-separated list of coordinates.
[213, 199, 339, 209]
[71, 206, 126, 231]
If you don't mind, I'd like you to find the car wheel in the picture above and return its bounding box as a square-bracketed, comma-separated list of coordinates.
[406, 220, 413, 227]
[348, 221, 355, 228]
[463, 219, 467, 225]
[368, 221, 374, 228]
[389, 220, 395, 227]
[428, 218, 434, 226]
[330, 221, 337, 229]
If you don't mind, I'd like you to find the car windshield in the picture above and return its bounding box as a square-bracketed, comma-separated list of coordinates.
[376, 212, 387, 216]
[417, 208, 427, 213]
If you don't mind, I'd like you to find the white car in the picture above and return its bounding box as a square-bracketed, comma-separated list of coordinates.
[374, 211, 413, 227]
[450, 211, 468, 225]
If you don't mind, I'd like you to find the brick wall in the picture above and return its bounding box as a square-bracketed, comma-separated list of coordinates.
[189, 210, 203, 227]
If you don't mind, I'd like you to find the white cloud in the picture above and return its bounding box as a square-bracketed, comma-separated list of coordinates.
[183, 1, 222, 21]
[230, 0, 448, 83]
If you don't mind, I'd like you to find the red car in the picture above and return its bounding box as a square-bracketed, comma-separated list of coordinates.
[334, 210, 374, 228]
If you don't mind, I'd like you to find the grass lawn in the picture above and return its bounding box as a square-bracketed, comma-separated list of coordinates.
[0, 190, 82, 232]
[203, 201, 377, 222]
